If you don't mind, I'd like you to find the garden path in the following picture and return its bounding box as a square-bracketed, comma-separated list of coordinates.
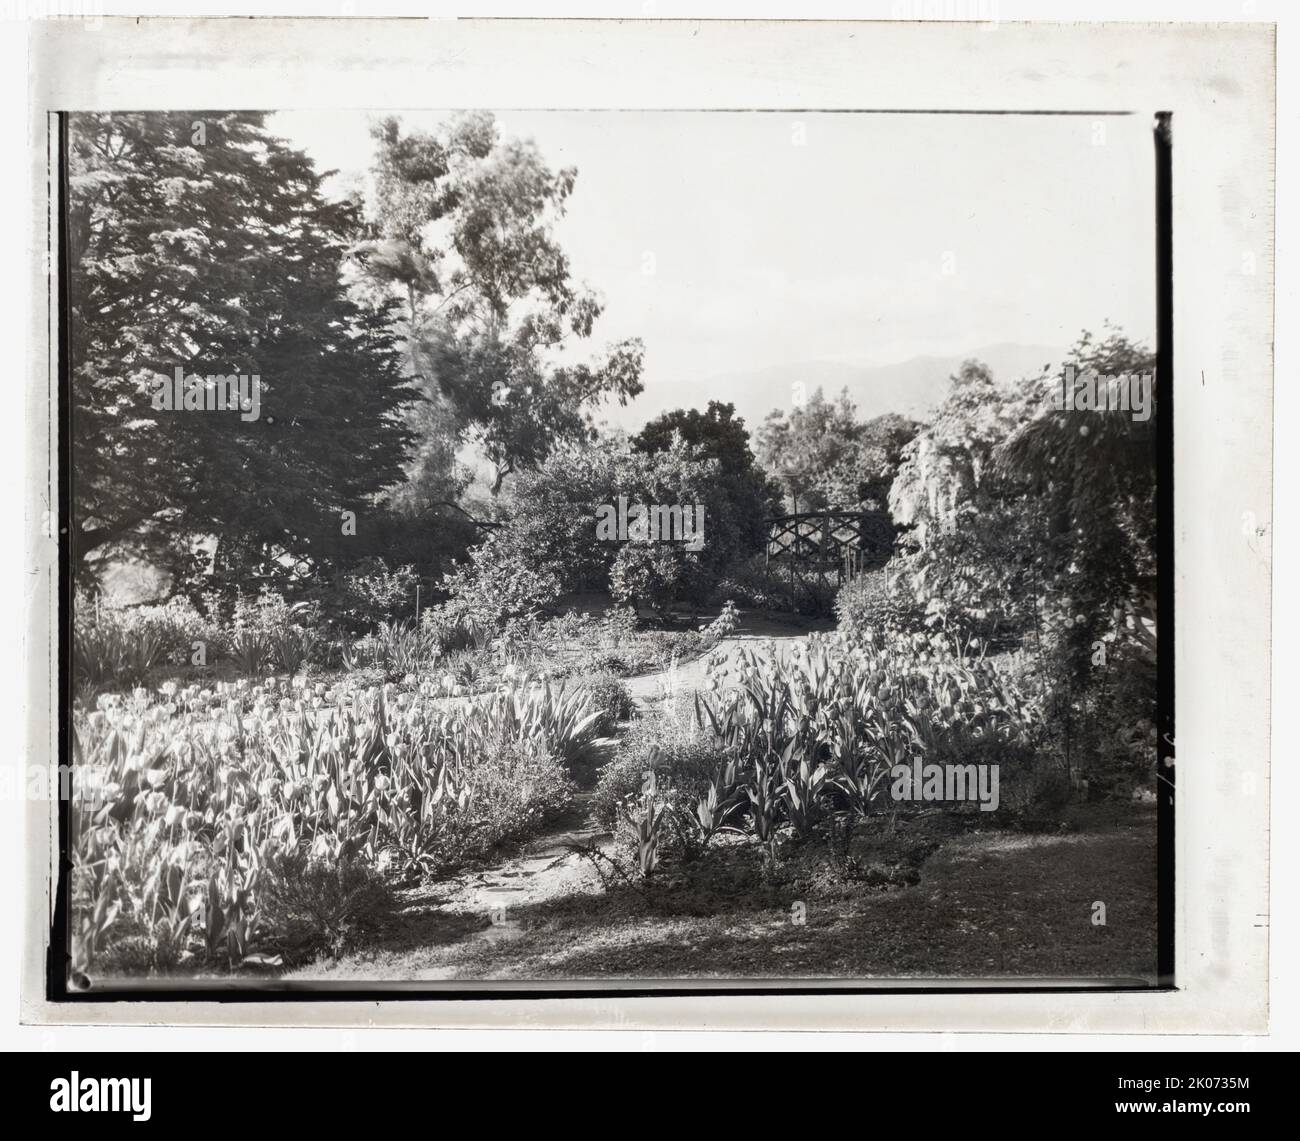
[428, 622, 817, 951]
[290, 617, 821, 978]
[621, 614, 827, 710]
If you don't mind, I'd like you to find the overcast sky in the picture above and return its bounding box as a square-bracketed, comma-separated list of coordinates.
[271, 108, 1156, 423]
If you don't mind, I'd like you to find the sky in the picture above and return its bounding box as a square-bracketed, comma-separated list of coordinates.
[270, 108, 1157, 425]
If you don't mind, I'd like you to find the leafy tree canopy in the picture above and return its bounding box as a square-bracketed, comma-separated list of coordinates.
[756, 387, 863, 514]
[355, 114, 645, 497]
[815, 412, 920, 513]
[68, 111, 416, 595]
[634, 401, 782, 552]
[440, 434, 765, 622]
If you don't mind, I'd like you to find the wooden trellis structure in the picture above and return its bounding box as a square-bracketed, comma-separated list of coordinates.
[764, 509, 896, 610]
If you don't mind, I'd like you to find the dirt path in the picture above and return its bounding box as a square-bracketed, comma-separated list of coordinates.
[422, 792, 611, 952]
[424, 625, 817, 958]
[289, 616, 821, 980]
[622, 616, 827, 710]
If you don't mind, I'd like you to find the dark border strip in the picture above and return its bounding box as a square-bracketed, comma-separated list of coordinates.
[48, 110, 73, 1003]
[1154, 111, 1175, 988]
[54, 107, 1139, 116]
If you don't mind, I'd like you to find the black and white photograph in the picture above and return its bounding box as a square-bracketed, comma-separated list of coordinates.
[10, 10, 1283, 1070]
[59, 101, 1166, 989]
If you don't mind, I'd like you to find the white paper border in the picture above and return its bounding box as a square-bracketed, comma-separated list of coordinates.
[22, 14, 1275, 1033]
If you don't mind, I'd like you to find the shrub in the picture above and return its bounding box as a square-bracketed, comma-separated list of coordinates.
[228, 590, 325, 676]
[93, 915, 190, 976]
[998, 598, 1158, 801]
[652, 628, 705, 672]
[834, 567, 926, 637]
[592, 699, 727, 829]
[258, 855, 396, 965]
[571, 671, 636, 735]
[610, 542, 693, 619]
[73, 617, 164, 689]
[72, 594, 224, 689]
[923, 732, 1061, 817]
[707, 554, 795, 611]
[317, 558, 420, 634]
[133, 596, 227, 666]
[437, 438, 764, 634]
[439, 531, 563, 631]
[452, 740, 577, 855]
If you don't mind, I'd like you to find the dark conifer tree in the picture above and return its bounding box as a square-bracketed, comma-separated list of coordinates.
[67, 111, 415, 594]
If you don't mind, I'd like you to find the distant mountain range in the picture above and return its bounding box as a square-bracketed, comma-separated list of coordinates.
[687, 343, 1066, 430]
[610, 343, 1066, 432]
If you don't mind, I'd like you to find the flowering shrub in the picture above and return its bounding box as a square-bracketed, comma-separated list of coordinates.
[438, 531, 564, 632]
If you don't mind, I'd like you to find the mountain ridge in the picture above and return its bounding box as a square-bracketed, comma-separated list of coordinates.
[681, 342, 1066, 430]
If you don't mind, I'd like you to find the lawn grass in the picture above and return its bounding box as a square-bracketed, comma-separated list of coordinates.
[290, 802, 1157, 983]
